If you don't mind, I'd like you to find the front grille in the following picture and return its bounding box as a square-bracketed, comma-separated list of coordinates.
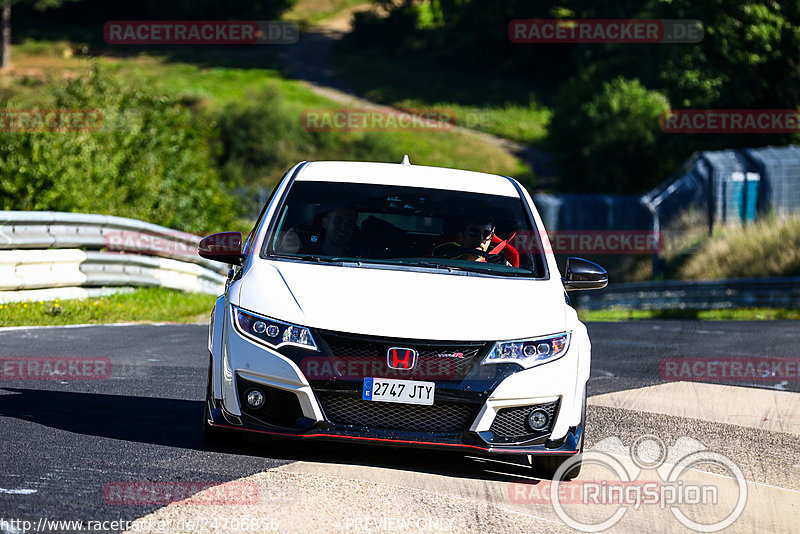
[489, 400, 559, 443]
[317, 393, 479, 433]
[237, 376, 304, 427]
[318, 331, 487, 381]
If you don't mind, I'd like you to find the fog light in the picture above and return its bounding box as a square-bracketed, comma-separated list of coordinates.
[245, 389, 265, 409]
[527, 408, 549, 431]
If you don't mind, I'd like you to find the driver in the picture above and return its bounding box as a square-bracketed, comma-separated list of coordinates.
[432, 216, 504, 262]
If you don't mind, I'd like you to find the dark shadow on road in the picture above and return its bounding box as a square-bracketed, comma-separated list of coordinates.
[0, 387, 544, 484]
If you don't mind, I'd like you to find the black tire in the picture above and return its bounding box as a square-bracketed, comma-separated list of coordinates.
[534, 454, 582, 480]
[202, 353, 228, 443]
[534, 388, 587, 480]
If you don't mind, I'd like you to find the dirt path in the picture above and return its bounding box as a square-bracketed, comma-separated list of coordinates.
[283, 10, 555, 181]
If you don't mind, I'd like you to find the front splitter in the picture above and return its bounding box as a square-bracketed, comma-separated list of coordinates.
[206, 401, 582, 456]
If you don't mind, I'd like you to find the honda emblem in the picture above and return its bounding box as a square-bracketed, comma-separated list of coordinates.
[387, 347, 417, 370]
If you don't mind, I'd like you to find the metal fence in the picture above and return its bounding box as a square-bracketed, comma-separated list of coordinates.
[0, 211, 227, 302]
[533, 194, 651, 232]
[570, 276, 800, 310]
[643, 145, 800, 237]
[744, 145, 800, 218]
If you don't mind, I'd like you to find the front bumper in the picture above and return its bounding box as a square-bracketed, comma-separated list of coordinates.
[211, 305, 587, 456]
[206, 397, 584, 456]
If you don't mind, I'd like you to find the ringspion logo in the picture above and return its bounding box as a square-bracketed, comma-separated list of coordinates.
[512, 435, 747, 532]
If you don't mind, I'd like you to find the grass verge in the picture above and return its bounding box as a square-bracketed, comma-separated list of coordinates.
[2, 41, 529, 188]
[2, 289, 796, 327]
[331, 42, 551, 145]
[0, 288, 216, 327]
[579, 308, 800, 322]
[678, 215, 800, 280]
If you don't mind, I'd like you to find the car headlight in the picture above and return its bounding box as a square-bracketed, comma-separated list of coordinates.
[482, 332, 571, 369]
[232, 306, 318, 351]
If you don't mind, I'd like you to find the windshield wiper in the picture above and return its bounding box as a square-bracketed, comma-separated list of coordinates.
[409, 261, 455, 271]
[405, 260, 524, 276]
[270, 253, 340, 263]
[302, 255, 338, 262]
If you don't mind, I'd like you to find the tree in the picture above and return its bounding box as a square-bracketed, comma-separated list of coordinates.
[548, 77, 672, 193]
[0, 0, 76, 69]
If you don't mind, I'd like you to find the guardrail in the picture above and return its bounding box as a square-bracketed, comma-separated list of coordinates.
[0, 211, 228, 302]
[570, 276, 800, 310]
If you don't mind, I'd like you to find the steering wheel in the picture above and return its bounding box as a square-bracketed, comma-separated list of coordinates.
[436, 247, 506, 264]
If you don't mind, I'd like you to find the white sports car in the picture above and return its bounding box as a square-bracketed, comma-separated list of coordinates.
[199, 157, 607, 479]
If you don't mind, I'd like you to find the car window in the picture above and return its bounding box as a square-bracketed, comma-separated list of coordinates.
[262, 181, 547, 277]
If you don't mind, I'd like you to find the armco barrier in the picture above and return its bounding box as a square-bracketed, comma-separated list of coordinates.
[570, 276, 800, 310]
[0, 211, 228, 301]
[0, 211, 218, 266]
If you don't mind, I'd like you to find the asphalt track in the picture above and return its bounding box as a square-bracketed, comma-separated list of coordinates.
[0, 321, 798, 533]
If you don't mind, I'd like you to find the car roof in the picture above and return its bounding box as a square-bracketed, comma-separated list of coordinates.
[294, 160, 521, 198]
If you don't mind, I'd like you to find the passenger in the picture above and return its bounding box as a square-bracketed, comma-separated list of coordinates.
[319, 205, 361, 256]
[277, 205, 367, 257]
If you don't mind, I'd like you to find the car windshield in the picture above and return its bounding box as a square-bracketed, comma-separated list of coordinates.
[262, 181, 547, 277]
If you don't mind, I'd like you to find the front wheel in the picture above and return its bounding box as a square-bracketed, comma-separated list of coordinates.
[535, 389, 586, 480]
[534, 453, 582, 480]
[202, 353, 231, 443]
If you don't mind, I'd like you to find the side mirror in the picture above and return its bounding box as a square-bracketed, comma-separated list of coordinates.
[562, 257, 608, 291]
[198, 232, 244, 265]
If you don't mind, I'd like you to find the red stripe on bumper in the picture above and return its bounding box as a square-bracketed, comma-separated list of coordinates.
[209, 421, 577, 454]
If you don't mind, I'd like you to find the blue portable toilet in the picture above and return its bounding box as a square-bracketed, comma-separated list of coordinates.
[729, 171, 760, 222]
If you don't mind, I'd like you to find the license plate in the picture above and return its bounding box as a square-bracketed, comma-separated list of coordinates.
[362, 377, 435, 406]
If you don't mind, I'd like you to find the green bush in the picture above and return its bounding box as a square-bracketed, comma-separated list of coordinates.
[0, 65, 237, 233]
[548, 77, 672, 193]
[212, 85, 401, 188]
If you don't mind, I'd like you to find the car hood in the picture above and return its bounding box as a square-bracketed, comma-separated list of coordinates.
[235, 260, 567, 341]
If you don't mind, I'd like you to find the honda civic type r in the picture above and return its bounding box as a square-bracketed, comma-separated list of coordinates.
[199, 157, 607, 478]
